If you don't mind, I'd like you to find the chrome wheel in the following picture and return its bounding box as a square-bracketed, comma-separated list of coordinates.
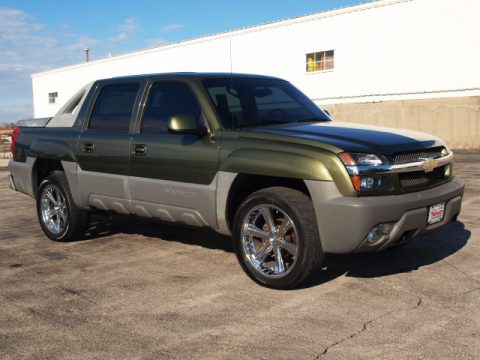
[241, 204, 298, 278]
[40, 184, 68, 235]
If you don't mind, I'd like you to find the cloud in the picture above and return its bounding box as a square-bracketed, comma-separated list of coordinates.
[0, 7, 56, 50]
[0, 7, 61, 122]
[118, 17, 140, 33]
[109, 32, 129, 42]
[161, 23, 183, 33]
[65, 35, 100, 51]
[0, 9, 188, 124]
[0, 8, 144, 123]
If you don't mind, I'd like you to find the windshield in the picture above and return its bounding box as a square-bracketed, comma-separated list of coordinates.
[201, 78, 331, 129]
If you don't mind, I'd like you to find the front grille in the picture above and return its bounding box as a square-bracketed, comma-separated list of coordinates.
[399, 165, 447, 190]
[393, 147, 444, 164]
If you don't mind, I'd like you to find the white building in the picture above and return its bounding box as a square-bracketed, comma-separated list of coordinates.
[31, 0, 480, 148]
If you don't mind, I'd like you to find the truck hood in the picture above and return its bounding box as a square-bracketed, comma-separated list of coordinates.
[254, 121, 445, 155]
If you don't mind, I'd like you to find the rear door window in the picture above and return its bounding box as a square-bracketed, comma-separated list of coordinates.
[89, 83, 139, 131]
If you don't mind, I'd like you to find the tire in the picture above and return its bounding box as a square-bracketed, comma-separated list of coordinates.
[233, 187, 324, 289]
[36, 171, 90, 242]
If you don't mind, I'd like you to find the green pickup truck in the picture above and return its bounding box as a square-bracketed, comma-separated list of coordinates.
[8, 73, 464, 289]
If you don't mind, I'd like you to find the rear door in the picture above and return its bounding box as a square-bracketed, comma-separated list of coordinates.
[129, 80, 220, 227]
[76, 81, 142, 213]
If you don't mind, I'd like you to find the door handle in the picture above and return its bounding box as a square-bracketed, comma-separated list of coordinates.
[133, 144, 147, 156]
[83, 143, 95, 153]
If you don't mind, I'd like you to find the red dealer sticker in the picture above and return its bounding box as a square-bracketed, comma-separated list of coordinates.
[428, 203, 445, 225]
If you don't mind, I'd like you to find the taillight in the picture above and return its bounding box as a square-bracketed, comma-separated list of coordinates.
[10, 127, 20, 154]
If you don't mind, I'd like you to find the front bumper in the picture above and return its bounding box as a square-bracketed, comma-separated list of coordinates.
[305, 178, 465, 254]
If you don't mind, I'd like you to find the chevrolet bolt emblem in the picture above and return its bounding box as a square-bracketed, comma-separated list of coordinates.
[421, 157, 437, 173]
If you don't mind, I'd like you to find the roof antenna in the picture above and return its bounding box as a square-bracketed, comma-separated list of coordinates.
[229, 39, 233, 74]
[229, 39, 235, 129]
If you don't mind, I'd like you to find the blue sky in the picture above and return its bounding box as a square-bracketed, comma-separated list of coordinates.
[0, 0, 361, 124]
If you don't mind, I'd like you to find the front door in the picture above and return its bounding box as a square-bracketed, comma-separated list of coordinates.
[129, 80, 220, 227]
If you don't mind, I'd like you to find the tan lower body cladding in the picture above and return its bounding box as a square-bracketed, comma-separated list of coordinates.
[323, 96, 480, 150]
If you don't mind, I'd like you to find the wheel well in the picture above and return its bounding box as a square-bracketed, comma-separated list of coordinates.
[33, 159, 64, 195]
[226, 174, 310, 231]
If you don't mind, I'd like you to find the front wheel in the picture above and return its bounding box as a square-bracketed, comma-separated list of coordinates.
[233, 187, 324, 289]
[36, 171, 90, 242]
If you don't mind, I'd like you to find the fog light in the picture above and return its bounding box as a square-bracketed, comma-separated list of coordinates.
[444, 164, 452, 177]
[361, 176, 375, 189]
[366, 222, 395, 244]
[351, 175, 394, 193]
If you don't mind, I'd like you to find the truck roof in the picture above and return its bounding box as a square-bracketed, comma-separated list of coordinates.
[96, 72, 284, 83]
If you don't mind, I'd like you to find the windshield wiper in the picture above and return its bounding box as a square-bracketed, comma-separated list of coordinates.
[236, 119, 291, 128]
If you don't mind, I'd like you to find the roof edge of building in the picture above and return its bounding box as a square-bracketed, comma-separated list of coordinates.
[313, 87, 480, 105]
[31, 0, 413, 79]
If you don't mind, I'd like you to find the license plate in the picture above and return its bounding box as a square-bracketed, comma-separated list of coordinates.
[428, 202, 445, 225]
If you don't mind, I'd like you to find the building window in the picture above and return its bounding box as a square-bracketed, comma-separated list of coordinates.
[48, 92, 58, 104]
[306, 50, 334, 72]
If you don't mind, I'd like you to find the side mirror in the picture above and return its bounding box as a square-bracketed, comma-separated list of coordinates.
[168, 114, 208, 137]
[323, 109, 331, 117]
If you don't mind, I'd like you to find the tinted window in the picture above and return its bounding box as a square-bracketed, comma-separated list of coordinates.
[141, 81, 202, 133]
[255, 87, 298, 111]
[89, 83, 139, 131]
[202, 78, 330, 129]
[206, 86, 243, 126]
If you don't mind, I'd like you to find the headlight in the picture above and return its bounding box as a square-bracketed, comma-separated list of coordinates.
[338, 152, 393, 193]
[338, 152, 387, 166]
[441, 147, 450, 157]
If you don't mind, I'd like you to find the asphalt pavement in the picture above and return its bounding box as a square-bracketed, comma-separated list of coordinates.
[0, 152, 479, 359]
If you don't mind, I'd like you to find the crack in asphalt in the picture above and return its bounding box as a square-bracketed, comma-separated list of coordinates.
[448, 287, 480, 299]
[313, 297, 423, 359]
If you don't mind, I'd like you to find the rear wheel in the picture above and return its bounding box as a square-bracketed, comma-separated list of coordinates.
[36, 171, 90, 241]
[233, 187, 324, 289]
